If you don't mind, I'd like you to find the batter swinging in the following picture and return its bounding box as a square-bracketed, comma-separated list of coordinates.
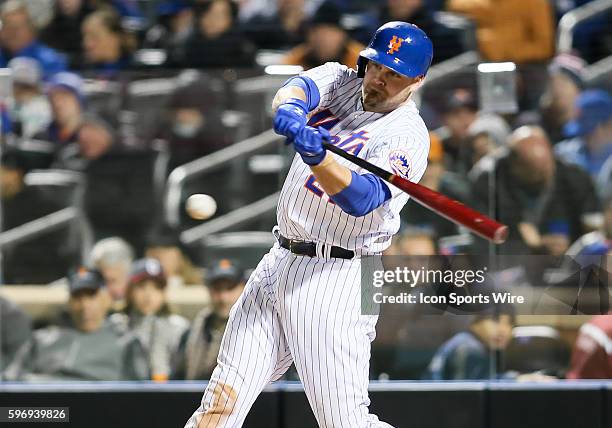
[184, 21, 433, 428]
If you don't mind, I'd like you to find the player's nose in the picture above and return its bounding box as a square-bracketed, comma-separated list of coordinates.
[373, 70, 388, 87]
[373, 74, 386, 87]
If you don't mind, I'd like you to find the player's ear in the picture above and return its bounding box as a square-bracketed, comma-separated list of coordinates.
[410, 75, 425, 91]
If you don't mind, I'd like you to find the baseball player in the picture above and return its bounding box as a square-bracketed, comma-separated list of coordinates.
[185, 21, 432, 427]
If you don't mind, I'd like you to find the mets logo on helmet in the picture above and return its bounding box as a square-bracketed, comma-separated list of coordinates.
[387, 36, 403, 54]
[389, 150, 411, 178]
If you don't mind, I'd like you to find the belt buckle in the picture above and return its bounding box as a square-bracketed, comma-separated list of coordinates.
[288, 239, 297, 253]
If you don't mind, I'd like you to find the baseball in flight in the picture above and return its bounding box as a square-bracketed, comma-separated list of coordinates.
[185, 194, 217, 220]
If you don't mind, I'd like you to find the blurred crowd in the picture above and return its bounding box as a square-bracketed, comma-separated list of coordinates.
[2, 255, 246, 381]
[2, 252, 611, 381]
[0, 0, 611, 382]
[0, 0, 609, 75]
[395, 83, 612, 258]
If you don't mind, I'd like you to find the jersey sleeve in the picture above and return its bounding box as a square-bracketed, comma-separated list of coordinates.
[300, 62, 358, 110]
[364, 123, 430, 202]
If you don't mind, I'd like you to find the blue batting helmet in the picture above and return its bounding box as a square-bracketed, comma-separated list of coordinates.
[357, 21, 433, 79]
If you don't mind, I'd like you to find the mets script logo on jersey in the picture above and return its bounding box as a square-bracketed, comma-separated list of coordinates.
[307, 110, 369, 156]
[387, 36, 404, 54]
[389, 150, 411, 178]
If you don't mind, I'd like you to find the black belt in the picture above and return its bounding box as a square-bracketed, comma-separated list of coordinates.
[279, 235, 355, 259]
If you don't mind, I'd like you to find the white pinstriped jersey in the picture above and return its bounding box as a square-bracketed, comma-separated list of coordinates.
[277, 62, 430, 254]
[184, 61, 424, 428]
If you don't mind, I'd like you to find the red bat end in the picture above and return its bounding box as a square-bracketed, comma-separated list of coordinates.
[389, 175, 508, 244]
[493, 225, 509, 245]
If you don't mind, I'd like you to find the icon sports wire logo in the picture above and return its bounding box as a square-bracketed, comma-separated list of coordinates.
[387, 36, 403, 54]
[360, 255, 612, 316]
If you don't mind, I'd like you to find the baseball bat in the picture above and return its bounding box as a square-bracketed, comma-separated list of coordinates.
[322, 142, 508, 244]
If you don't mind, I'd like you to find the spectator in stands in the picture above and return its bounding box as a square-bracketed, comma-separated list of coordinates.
[53, 113, 117, 171]
[0, 297, 32, 377]
[446, 0, 554, 64]
[283, 1, 363, 70]
[555, 90, 612, 188]
[468, 3, 553, 108]
[52, 114, 159, 254]
[465, 114, 511, 169]
[395, 228, 437, 256]
[400, 133, 463, 239]
[567, 312, 612, 379]
[517, 53, 587, 144]
[424, 303, 515, 380]
[236, 0, 300, 23]
[38, 72, 84, 148]
[67, 132, 157, 255]
[7, 57, 52, 139]
[173, 259, 245, 380]
[379, 0, 464, 63]
[0, 0, 67, 77]
[90, 236, 134, 304]
[4, 269, 147, 381]
[179, 0, 256, 68]
[122, 258, 189, 381]
[0, 148, 79, 283]
[433, 109, 509, 189]
[470, 126, 602, 255]
[161, 79, 231, 169]
[143, 0, 194, 64]
[41, 0, 95, 68]
[438, 89, 479, 173]
[438, 93, 507, 163]
[81, 7, 137, 76]
[243, 0, 307, 50]
[22, 0, 54, 28]
[144, 228, 203, 288]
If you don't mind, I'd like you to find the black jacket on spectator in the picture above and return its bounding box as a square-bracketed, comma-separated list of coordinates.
[83, 150, 158, 253]
[471, 154, 601, 254]
[165, 127, 229, 171]
[162, 81, 231, 169]
[40, 3, 94, 68]
[180, 30, 256, 68]
[242, 14, 306, 50]
[1, 186, 78, 284]
[380, 6, 464, 63]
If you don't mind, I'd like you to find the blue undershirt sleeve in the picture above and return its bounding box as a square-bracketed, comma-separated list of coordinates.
[282, 76, 320, 111]
[329, 171, 392, 217]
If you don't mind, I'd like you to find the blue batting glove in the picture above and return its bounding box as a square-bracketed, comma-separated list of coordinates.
[293, 126, 330, 165]
[273, 98, 308, 140]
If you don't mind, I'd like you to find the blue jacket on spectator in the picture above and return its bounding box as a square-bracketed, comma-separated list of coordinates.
[555, 137, 612, 180]
[424, 331, 495, 380]
[0, 41, 67, 78]
[554, 90, 612, 182]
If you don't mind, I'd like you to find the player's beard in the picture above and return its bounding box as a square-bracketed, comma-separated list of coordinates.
[361, 84, 414, 113]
